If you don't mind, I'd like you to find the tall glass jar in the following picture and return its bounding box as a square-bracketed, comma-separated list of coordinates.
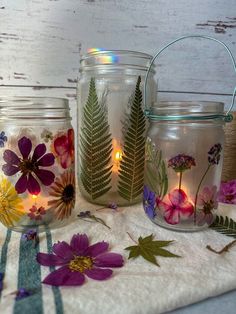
[143, 102, 225, 231]
[0, 97, 75, 232]
[77, 50, 156, 206]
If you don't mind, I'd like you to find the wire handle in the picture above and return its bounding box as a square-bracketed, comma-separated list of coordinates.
[144, 35, 236, 121]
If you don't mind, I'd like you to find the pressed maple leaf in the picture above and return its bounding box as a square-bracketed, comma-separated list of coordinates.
[125, 234, 180, 267]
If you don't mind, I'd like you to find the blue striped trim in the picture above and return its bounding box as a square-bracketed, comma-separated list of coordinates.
[0, 229, 12, 299]
[45, 227, 64, 314]
[13, 228, 43, 314]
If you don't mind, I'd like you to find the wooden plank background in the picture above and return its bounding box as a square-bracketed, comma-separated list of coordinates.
[0, 0, 236, 128]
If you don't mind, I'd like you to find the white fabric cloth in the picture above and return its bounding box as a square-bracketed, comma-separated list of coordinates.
[1, 198, 236, 314]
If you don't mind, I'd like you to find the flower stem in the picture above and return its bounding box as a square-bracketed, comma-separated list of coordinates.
[206, 240, 236, 254]
[194, 164, 211, 224]
[179, 172, 183, 190]
[126, 232, 138, 244]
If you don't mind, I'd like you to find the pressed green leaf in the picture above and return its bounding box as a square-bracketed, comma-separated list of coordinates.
[209, 215, 236, 238]
[80, 78, 112, 199]
[125, 233, 180, 267]
[118, 76, 146, 202]
[145, 141, 168, 199]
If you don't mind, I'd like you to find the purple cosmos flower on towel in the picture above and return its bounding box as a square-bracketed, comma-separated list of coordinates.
[2, 136, 55, 195]
[37, 233, 124, 286]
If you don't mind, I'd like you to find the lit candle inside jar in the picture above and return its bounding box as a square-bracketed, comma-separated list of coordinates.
[112, 139, 123, 173]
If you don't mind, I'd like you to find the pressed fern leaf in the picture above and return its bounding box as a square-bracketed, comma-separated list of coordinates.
[209, 215, 236, 238]
[118, 76, 146, 201]
[80, 78, 112, 200]
[145, 140, 168, 199]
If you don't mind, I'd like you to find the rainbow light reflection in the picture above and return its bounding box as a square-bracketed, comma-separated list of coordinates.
[88, 48, 119, 64]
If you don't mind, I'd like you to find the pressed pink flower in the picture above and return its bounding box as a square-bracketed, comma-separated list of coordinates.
[157, 189, 194, 225]
[218, 180, 236, 204]
[28, 205, 46, 220]
[53, 129, 74, 169]
[37, 233, 124, 286]
[196, 186, 217, 226]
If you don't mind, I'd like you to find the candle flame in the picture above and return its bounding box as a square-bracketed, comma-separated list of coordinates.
[115, 150, 123, 161]
[32, 195, 38, 200]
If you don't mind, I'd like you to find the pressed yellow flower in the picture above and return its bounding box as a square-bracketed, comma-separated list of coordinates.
[0, 177, 24, 227]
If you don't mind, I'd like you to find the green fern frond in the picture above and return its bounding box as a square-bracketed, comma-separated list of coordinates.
[145, 140, 168, 199]
[80, 78, 112, 199]
[209, 215, 236, 238]
[118, 76, 146, 202]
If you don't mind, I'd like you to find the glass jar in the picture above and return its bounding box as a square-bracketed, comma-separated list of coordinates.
[0, 97, 75, 232]
[143, 101, 225, 231]
[77, 49, 156, 206]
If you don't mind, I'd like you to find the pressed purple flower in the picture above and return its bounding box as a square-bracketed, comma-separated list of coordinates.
[15, 288, 31, 300]
[108, 202, 118, 210]
[143, 185, 156, 219]
[2, 136, 55, 195]
[0, 131, 7, 148]
[218, 180, 236, 204]
[208, 143, 222, 165]
[21, 229, 39, 246]
[168, 154, 196, 172]
[78, 211, 91, 218]
[37, 233, 124, 286]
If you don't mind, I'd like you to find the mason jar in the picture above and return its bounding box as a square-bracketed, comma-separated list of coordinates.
[77, 49, 156, 206]
[143, 101, 226, 231]
[0, 97, 75, 232]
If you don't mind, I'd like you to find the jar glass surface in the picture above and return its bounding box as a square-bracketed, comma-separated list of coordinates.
[143, 101, 225, 232]
[77, 50, 156, 206]
[0, 97, 75, 232]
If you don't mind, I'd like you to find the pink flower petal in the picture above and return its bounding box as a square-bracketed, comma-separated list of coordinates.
[36, 253, 66, 266]
[15, 174, 28, 194]
[85, 241, 109, 257]
[27, 173, 41, 195]
[52, 241, 74, 261]
[34, 169, 55, 186]
[60, 152, 71, 169]
[169, 189, 187, 206]
[94, 253, 124, 268]
[84, 267, 113, 281]
[54, 135, 68, 155]
[18, 137, 32, 159]
[179, 200, 194, 218]
[42, 266, 85, 286]
[3, 150, 20, 165]
[32, 143, 46, 161]
[70, 234, 89, 255]
[2, 164, 19, 176]
[164, 208, 180, 225]
[37, 153, 55, 167]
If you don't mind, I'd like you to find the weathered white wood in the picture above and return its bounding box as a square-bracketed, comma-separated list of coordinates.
[0, 0, 236, 95]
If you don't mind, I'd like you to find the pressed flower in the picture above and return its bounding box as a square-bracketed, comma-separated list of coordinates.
[41, 129, 53, 143]
[218, 180, 236, 204]
[143, 185, 156, 219]
[28, 205, 46, 220]
[48, 171, 75, 220]
[208, 143, 222, 165]
[168, 154, 196, 190]
[157, 189, 194, 225]
[21, 229, 38, 241]
[2, 137, 55, 195]
[0, 131, 7, 148]
[15, 288, 31, 300]
[77, 211, 111, 229]
[168, 154, 196, 172]
[37, 233, 124, 286]
[196, 186, 217, 226]
[108, 202, 118, 210]
[53, 129, 74, 169]
[0, 177, 24, 227]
